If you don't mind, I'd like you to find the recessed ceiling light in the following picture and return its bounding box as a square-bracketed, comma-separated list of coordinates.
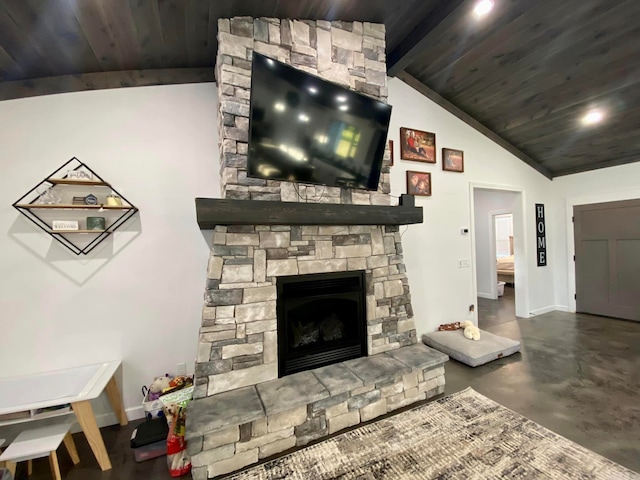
[473, 0, 494, 17]
[581, 109, 605, 126]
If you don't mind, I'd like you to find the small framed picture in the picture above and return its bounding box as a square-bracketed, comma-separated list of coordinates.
[400, 127, 436, 163]
[388, 140, 394, 166]
[443, 148, 464, 172]
[406, 171, 431, 196]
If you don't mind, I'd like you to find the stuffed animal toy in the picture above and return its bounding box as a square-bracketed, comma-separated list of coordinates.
[460, 321, 481, 341]
[148, 375, 172, 401]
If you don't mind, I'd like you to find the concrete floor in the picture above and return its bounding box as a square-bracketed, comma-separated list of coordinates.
[13, 286, 640, 478]
[446, 285, 640, 473]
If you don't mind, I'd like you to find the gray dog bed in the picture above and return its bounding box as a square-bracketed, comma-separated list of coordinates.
[422, 330, 521, 367]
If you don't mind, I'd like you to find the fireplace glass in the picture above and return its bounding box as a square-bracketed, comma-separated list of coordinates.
[277, 270, 367, 377]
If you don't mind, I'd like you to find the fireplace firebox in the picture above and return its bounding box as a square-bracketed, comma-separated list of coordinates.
[277, 270, 367, 377]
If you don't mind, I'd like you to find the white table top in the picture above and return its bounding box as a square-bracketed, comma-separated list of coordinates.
[0, 361, 121, 416]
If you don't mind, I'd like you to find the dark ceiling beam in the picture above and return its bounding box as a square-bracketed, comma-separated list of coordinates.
[396, 72, 554, 180]
[387, 0, 467, 77]
[0, 68, 215, 101]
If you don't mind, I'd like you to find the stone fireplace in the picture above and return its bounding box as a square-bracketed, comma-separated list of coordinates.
[185, 17, 448, 480]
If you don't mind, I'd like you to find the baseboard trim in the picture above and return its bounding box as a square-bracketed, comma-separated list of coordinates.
[529, 305, 565, 316]
[70, 406, 145, 434]
[477, 292, 496, 300]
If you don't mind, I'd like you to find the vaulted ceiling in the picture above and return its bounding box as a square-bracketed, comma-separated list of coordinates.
[1, 0, 638, 178]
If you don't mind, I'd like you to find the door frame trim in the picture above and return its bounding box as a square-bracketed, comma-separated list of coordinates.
[470, 182, 529, 319]
[565, 188, 640, 312]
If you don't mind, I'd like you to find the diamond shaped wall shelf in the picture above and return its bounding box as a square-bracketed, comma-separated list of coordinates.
[12, 157, 139, 255]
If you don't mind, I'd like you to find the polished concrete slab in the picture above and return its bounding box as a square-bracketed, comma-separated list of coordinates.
[13, 287, 640, 478]
[451, 287, 640, 473]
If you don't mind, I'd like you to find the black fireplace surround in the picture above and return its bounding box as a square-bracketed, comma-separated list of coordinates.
[277, 270, 368, 377]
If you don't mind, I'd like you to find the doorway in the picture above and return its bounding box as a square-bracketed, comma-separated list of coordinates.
[471, 185, 529, 323]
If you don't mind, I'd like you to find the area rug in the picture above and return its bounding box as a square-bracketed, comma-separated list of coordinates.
[227, 387, 639, 479]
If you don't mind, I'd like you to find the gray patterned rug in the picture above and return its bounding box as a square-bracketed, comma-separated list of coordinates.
[227, 387, 639, 479]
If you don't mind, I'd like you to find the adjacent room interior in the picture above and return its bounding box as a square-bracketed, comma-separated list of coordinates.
[1, 1, 639, 479]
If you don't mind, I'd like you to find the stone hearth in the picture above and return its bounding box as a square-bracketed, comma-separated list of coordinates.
[187, 345, 447, 479]
[186, 17, 447, 479]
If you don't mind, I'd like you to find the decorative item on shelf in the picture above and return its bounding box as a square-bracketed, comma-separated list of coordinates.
[443, 148, 464, 173]
[67, 170, 93, 181]
[406, 171, 432, 197]
[36, 186, 61, 205]
[86, 217, 106, 231]
[400, 127, 436, 163]
[72, 196, 85, 205]
[52, 220, 79, 231]
[388, 140, 394, 166]
[84, 193, 98, 205]
[106, 193, 123, 207]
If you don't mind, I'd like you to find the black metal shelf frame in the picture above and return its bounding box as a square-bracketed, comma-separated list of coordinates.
[12, 157, 139, 255]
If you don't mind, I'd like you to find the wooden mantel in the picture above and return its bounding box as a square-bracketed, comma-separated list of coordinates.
[195, 196, 423, 229]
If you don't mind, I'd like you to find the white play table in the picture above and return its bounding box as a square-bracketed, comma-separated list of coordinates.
[0, 360, 128, 471]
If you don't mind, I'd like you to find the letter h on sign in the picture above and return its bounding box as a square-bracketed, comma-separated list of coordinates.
[535, 203, 547, 266]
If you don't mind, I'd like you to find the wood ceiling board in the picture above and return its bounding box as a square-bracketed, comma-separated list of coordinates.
[157, 0, 188, 68]
[498, 63, 640, 133]
[185, 0, 213, 67]
[409, 0, 549, 84]
[2, 1, 82, 76]
[0, 7, 58, 79]
[470, 26, 640, 116]
[0, 44, 24, 80]
[502, 84, 640, 144]
[437, 1, 638, 108]
[27, 0, 104, 76]
[101, 0, 143, 71]
[65, 0, 123, 72]
[127, 0, 165, 70]
[397, 72, 553, 179]
[387, 0, 467, 76]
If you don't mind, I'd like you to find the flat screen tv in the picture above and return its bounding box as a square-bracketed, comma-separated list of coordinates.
[247, 53, 392, 191]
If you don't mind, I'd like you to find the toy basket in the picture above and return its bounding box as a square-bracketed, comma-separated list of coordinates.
[141, 386, 165, 420]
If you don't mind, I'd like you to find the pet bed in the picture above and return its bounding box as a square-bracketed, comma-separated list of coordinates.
[422, 330, 521, 367]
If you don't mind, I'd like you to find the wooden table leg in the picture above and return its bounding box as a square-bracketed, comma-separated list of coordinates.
[105, 375, 128, 426]
[5, 460, 16, 477]
[28, 459, 33, 476]
[71, 400, 112, 471]
[49, 451, 62, 480]
[63, 432, 80, 465]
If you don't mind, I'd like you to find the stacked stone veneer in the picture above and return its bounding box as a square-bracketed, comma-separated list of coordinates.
[216, 17, 390, 204]
[187, 17, 436, 479]
[195, 223, 417, 400]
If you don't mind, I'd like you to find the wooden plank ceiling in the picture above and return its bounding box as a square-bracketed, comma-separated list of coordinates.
[0, 0, 638, 177]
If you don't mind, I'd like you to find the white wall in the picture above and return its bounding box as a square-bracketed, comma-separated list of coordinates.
[549, 162, 640, 311]
[2, 75, 636, 429]
[0, 83, 219, 422]
[473, 189, 519, 298]
[387, 78, 559, 332]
